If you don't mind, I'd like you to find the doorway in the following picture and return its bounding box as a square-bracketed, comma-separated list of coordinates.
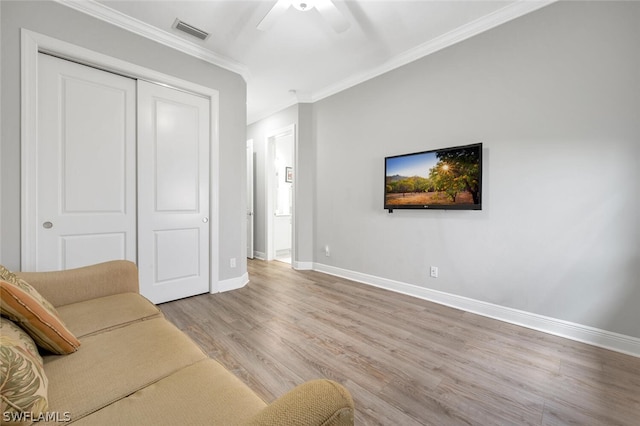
[266, 125, 295, 264]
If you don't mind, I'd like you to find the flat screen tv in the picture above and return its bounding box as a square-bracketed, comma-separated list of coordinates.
[384, 142, 482, 212]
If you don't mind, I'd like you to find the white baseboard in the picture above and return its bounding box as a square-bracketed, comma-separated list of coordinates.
[292, 261, 313, 270]
[216, 272, 249, 293]
[313, 263, 640, 358]
[253, 251, 266, 261]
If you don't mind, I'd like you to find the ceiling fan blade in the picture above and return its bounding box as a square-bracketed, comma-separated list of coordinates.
[257, 0, 292, 31]
[314, 0, 350, 33]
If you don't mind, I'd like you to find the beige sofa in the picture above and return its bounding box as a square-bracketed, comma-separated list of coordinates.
[10, 260, 354, 425]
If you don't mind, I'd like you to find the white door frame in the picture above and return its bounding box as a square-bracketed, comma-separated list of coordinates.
[246, 139, 255, 259]
[20, 29, 220, 292]
[265, 124, 296, 263]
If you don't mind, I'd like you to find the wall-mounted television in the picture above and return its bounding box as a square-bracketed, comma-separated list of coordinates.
[385, 143, 482, 212]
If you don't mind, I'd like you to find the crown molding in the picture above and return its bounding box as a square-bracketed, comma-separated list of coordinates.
[249, 0, 556, 124]
[310, 0, 557, 103]
[248, 89, 314, 124]
[54, 0, 555, 124]
[53, 0, 251, 81]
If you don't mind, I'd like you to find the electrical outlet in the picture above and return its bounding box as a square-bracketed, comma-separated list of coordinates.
[324, 245, 330, 257]
[430, 266, 438, 278]
[230, 258, 237, 268]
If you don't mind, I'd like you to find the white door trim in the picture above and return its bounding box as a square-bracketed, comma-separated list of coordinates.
[246, 139, 255, 259]
[20, 29, 220, 292]
[265, 124, 296, 263]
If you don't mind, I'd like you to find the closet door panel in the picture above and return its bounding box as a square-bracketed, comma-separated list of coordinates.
[137, 81, 210, 304]
[36, 53, 136, 271]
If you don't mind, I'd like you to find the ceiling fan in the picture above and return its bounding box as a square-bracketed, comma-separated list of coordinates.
[257, 0, 350, 33]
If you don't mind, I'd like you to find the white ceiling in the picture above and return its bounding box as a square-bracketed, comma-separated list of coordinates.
[76, 0, 554, 123]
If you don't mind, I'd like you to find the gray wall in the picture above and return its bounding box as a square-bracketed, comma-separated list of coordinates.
[311, 1, 640, 338]
[0, 0, 247, 282]
[296, 103, 316, 264]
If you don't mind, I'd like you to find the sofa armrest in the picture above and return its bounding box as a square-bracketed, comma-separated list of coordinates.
[15, 260, 139, 307]
[242, 379, 354, 426]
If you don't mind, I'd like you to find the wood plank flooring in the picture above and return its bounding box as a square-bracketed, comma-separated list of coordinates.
[160, 259, 640, 425]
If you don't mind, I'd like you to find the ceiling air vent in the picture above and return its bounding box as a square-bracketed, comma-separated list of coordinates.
[173, 19, 210, 41]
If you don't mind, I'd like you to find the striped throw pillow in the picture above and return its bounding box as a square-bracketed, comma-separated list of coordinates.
[0, 265, 80, 354]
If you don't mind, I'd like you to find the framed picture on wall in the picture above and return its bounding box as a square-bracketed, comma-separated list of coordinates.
[285, 167, 293, 183]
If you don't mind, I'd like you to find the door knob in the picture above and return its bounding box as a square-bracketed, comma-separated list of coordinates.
[43, 221, 53, 229]
[202, 217, 209, 223]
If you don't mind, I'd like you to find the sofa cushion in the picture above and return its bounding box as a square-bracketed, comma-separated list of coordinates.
[40, 317, 207, 425]
[71, 359, 267, 426]
[0, 317, 49, 421]
[56, 293, 162, 338]
[0, 266, 80, 355]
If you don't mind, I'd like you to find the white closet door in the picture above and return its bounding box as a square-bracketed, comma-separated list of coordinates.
[36, 54, 136, 271]
[137, 81, 211, 304]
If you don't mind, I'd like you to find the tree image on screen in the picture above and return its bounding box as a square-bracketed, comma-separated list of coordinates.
[385, 145, 481, 207]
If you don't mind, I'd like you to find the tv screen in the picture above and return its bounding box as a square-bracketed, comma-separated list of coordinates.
[384, 143, 482, 211]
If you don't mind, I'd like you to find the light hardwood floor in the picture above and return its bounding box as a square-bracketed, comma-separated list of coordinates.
[160, 259, 640, 425]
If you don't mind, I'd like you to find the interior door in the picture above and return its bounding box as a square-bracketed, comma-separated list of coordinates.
[137, 81, 211, 304]
[246, 140, 254, 259]
[36, 53, 137, 271]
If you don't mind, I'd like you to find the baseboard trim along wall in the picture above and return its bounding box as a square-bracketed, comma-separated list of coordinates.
[217, 272, 249, 293]
[293, 261, 313, 270]
[313, 263, 640, 358]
